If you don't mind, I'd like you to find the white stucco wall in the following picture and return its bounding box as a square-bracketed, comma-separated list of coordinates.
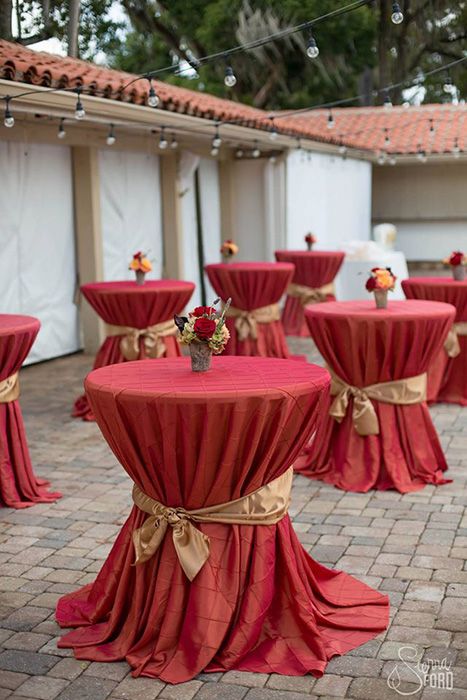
[285, 150, 372, 250]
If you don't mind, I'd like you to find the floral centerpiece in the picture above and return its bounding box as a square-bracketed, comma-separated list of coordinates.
[365, 267, 397, 309]
[175, 298, 231, 371]
[220, 239, 239, 262]
[444, 251, 466, 281]
[129, 251, 152, 285]
[305, 233, 317, 251]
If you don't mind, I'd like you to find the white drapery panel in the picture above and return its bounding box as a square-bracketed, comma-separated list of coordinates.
[0, 141, 80, 364]
[231, 159, 267, 261]
[99, 150, 163, 281]
[286, 150, 372, 250]
[178, 153, 221, 307]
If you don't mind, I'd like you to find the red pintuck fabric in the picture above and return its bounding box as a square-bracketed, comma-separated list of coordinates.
[0, 314, 61, 508]
[402, 277, 467, 405]
[73, 280, 195, 421]
[295, 300, 454, 493]
[57, 357, 389, 682]
[205, 263, 294, 357]
[275, 251, 345, 336]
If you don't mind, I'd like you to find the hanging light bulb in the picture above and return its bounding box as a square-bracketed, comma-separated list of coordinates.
[159, 127, 168, 150]
[327, 110, 335, 129]
[74, 89, 85, 120]
[383, 90, 393, 109]
[452, 138, 461, 158]
[443, 75, 453, 94]
[211, 146, 219, 157]
[391, 2, 404, 24]
[402, 101, 410, 109]
[106, 124, 116, 146]
[269, 118, 278, 141]
[377, 151, 386, 165]
[384, 129, 391, 147]
[416, 146, 427, 163]
[147, 79, 159, 108]
[3, 97, 14, 128]
[269, 155, 277, 164]
[170, 134, 178, 149]
[339, 144, 347, 157]
[252, 141, 261, 158]
[57, 118, 66, 139]
[236, 148, 244, 158]
[306, 29, 319, 59]
[224, 65, 237, 88]
[212, 125, 222, 149]
[389, 155, 397, 166]
[429, 119, 435, 139]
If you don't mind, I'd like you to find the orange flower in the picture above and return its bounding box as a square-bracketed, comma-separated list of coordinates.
[129, 251, 153, 273]
[220, 240, 239, 257]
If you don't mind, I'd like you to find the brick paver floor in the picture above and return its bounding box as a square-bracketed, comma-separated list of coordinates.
[1, 342, 466, 700]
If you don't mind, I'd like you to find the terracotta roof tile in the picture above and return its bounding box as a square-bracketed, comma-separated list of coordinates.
[0, 40, 464, 155]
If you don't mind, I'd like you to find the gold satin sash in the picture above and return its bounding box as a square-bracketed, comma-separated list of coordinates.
[132, 466, 293, 580]
[444, 322, 467, 358]
[105, 319, 177, 360]
[287, 282, 335, 305]
[329, 369, 427, 436]
[0, 372, 19, 403]
[227, 303, 280, 340]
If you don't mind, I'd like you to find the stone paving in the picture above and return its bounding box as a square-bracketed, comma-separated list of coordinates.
[1, 341, 466, 700]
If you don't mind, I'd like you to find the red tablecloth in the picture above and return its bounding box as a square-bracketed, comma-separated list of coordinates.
[274, 251, 345, 336]
[0, 314, 61, 508]
[402, 277, 467, 405]
[295, 300, 454, 493]
[73, 280, 194, 421]
[57, 357, 388, 682]
[205, 263, 294, 357]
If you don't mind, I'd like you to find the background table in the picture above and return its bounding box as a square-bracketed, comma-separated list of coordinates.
[274, 250, 345, 336]
[57, 357, 388, 682]
[295, 300, 454, 493]
[402, 277, 467, 405]
[0, 314, 61, 508]
[73, 280, 194, 420]
[205, 263, 294, 357]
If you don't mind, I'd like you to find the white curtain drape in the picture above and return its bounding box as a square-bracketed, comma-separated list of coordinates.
[99, 150, 163, 280]
[0, 141, 80, 364]
[178, 153, 221, 307]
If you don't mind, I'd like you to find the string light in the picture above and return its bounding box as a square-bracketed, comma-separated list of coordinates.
[211, 146, 219, 156]
[384, 129, 390, 147]
[429, 119, 435, 139]
[417, 145, 427, 162]
[74, 89, 85, 120]
[159, 127, 168, 149]
[377, 151, 386, 165]
[236, 148, 244, 158]
[106, 124, 116, 146]
[212, 125, 222, 148]
[3, 97, 14, 128]
[57, 118, 66, 139]
[452, 138, 461, 158]
[383, 90, 393, 109]
[269, 155, 277, 164]
[252, 140, 261, 158]
[443, 75, 453, 93]
[147, 79, 159, 108]
[327, 110, 335, 129]
[391, 2, 404, 24]
[224, 65, 237, 88]
[170, 134, 178, 149]
[389, 155, 397, 165]
[306, 29, 319, 59]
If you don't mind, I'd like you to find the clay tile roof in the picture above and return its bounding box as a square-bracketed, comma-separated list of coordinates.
[0, 40, 463, 155]
[287, 104, 467, 155]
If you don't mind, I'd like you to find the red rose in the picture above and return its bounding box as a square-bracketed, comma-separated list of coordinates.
[191, 306, 215, 317]
[366, 276, 377, 291]
[194, 317, 216, 340]
[450, 252, 464, 266]
[133, 251, 142, 259]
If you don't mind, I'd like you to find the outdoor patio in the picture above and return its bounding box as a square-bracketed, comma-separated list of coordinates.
[0, 339, 466, 700]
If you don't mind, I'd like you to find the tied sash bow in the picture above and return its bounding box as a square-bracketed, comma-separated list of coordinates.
[0, 372, 19, 403]
[132, 467, 292, 581]
[444, 322, 467, 358]
[226, 303, 280, 340]
[329, 370, 427, 436]
[287, 282, 334, 306]
[105, 319, 177, 360]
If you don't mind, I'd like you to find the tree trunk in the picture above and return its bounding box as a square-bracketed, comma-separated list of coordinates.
[0, 0, 13, 41]
[68, 0, 80, 57]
